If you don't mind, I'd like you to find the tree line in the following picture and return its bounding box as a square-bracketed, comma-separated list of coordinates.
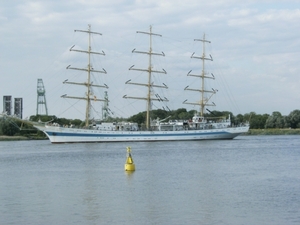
[128, 108, 300, 129]
[1, 108, 300, 136]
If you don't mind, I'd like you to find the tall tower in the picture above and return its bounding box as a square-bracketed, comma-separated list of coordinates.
[36, 79, 48, 115]
[3, 96, 12, 115]
[14, 98, 23, 119]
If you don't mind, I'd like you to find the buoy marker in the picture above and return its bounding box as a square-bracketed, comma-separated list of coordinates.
[125, 147, 135, 171]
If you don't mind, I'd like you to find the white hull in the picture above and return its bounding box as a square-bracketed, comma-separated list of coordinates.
[34, 125, 249, 143]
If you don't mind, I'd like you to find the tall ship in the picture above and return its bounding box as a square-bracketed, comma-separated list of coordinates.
[32, 25, 249, 143]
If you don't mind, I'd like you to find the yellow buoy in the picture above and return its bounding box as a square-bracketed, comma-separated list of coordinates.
[125, 147, 135, 171]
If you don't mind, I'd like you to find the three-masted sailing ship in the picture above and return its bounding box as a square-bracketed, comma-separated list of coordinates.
[32, 25, 249, 143]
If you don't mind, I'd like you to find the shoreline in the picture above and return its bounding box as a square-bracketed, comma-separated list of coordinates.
[0, 135, 47, 141]
[245, 128, 300, 135]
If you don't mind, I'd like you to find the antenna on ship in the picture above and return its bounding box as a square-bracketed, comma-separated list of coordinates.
[36, 78, 48, 116]
[184, 33, 216, 116]
[123, 25, 168, 130]
[62, 24, 108, 127]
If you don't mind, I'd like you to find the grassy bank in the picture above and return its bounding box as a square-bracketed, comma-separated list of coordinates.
[0, 135, 29, 141]
[0, 135, 47, 141]
[246, 128, 300, 135]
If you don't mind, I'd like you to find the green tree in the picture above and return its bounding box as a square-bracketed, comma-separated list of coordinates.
[206, 110, 231, 118]
[177, 111, 190, 120]
[249, 113, 269, 129]
[151, 109, 169, 120]
[235, 114, 244, 125]
[275, 116, 285, 128]
[57, 117, 70, 126]
[283, 116, 291, 128]
[188, 110, 197, 118]
[288, 110, 300, 128]
[265, 111, 283, 128]
[71, 119, 83, 127]
[30, 115, 58, 123]
[0, 119, 19, 136]
[128, 111, 146, 124]
[243, 113, 253, 123]
[171, 108, 187, 119]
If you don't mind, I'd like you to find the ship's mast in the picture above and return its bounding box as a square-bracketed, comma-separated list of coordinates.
[62, 24, 108, 127]
[184, 33, 216, 116]
[123, 25, 168, 129]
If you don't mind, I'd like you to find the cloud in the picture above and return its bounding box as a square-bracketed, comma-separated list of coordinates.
[0, 0, 299, 120]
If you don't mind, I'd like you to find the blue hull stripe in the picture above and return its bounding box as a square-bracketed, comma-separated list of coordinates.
[46, 131, 228, 138]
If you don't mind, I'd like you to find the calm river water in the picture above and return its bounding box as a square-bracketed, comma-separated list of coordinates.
[0, 135, 299, 225]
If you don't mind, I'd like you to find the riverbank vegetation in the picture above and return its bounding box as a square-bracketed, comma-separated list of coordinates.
[246, 128, 300, 135]
[1, 109, 300, 139]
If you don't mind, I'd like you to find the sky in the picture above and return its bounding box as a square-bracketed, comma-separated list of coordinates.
[1, 0, 299, 121]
